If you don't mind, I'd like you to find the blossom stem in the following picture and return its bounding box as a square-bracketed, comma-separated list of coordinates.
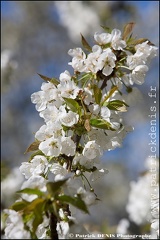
[50, 212, 59, 240]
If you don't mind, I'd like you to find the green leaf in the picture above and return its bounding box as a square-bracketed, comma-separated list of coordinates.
[63, 97, 81, 114]
[10, 200, 29, 211]
[24, 140, 40, 154]
[32, 201, 44, 233]
[23, 198, 45, 213]
[122, 22, 135, 40]
[104, 100, 129, 112]
[93, 84, 102, 104]
[90, 118, 115, 131]
[80, 34, 92, 52]
[57, 195, 89, 214]
[46, 179, 68, 197]
[37, 73, 59, 86]
[17, 188, 44, 197]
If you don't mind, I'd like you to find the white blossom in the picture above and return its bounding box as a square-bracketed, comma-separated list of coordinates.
[50, 163, 68, 181]
[36, 216, 50, 239]
[131, 65, 148, 85]
[82, 140, 103, 159]
[1, 167, 24, 206]
[94, 32, 112, 45]
[4, 209, 30, 239]
[31, 91, 47, 112]
[68, 47, 86, 72]
[61, 136, 76, 156]
[126, 173, 152, 225]
[39, 104, 60, 124]
[56, 221, 69, 239]
[101, 48, 116, 76]
[19, 155, 49, 179]
[100, 106, 111, 120]
[111, 28, 126, 50]
[60, 110, 79, 127]
[39, 136, 62, 157]
[58, 79, 80, 99]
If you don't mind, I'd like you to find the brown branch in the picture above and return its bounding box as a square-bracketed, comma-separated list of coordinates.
[50, 212, 59, 240]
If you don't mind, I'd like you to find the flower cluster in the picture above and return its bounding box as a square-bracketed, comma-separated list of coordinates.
[3, 24, 158, 239]
[116, 157, 159, 239]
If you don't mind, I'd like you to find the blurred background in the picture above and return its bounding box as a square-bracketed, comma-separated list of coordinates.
[1, 0, 159, 237]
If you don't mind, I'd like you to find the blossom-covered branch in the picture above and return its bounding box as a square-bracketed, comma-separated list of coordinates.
[3, 23, 158, 239]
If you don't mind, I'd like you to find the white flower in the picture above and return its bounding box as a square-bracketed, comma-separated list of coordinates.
[126, 52, 146, 70]
[4, 209, 30, 239]
[101, 48, 116, 76]
[1, 167, 24, 206]
[83, 140, 103, 159]
[58, 79, 80, 99]
[135, 41, 158, 62]
[59, 70, 72, 82]
[88, 103, 100, 115]
[83, 87, 94, 105]
[36, 216, 50, 239]
[39, 104, 60, 124]
[68, 47, 86, 72]
[100, 106, 111, 120]
[85, 45, 104, 73]
[60, 110, 79, 127]
[126, 173, 151, 225]
[111, 29, 126, 50]
[31, 91, 47, 112]
[39, 136, 62, 157]
[61, 136, 76, 156]
[94, 32, 112, 45]
[19, 155, 49, 179]
[56, 221, 69, 239]
[131, 65, 148, 85]
[50, 163, 68, 181]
